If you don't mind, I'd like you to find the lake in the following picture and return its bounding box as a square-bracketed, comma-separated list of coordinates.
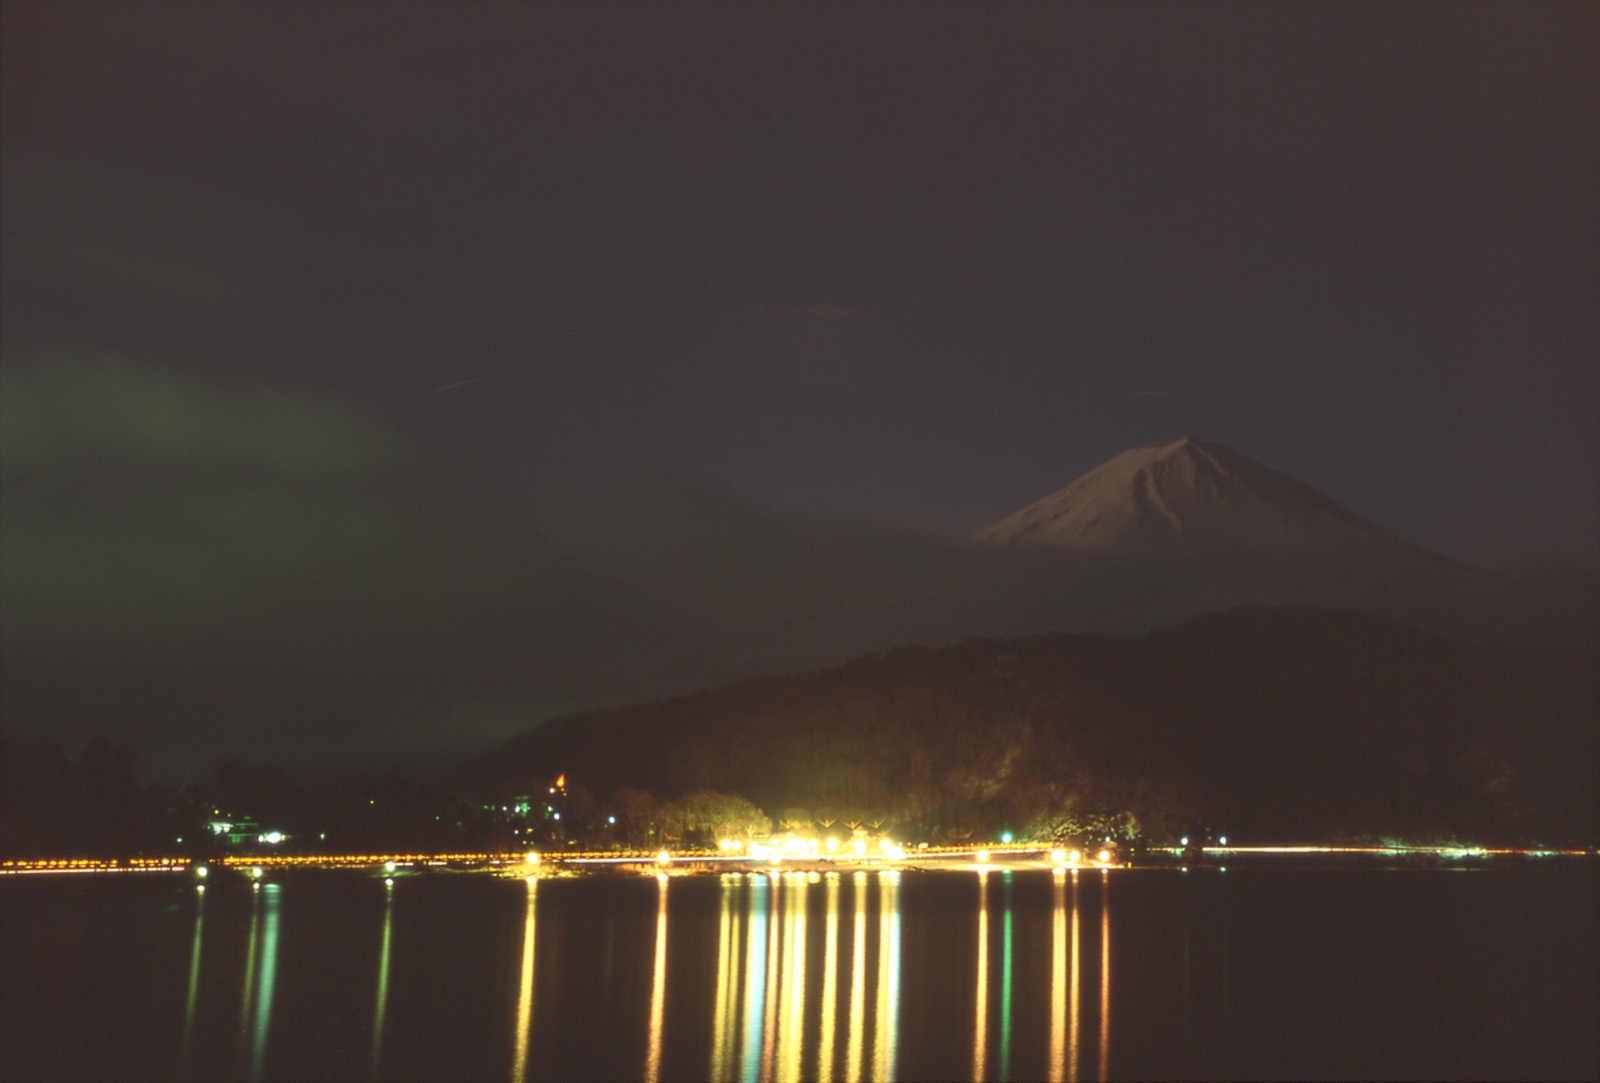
[2, 864, 1595, 1081]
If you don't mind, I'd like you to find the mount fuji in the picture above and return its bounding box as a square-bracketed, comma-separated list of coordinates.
[968, 436, 1599, 646]
[523, 439, 1585, 674]
[980, 437, 1459, 568]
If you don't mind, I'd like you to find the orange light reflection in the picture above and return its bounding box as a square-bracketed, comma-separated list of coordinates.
[644, 875, 668, 1083]
[1070, 870, 1081, 1083]
[1049, 869, 1065, 1082]
[974, 870, 988, 1082]
[1099, 872, 1110, 1082]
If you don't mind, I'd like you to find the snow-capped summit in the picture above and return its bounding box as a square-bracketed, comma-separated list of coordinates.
[980, 437, 1448, 566]
[971, 437, 1546, 640]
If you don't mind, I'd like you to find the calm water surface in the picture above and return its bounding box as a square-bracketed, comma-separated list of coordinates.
[2, 865, 1595, 1081]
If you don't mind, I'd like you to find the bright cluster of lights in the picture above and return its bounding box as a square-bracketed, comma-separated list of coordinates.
[649, 835, 916, 866]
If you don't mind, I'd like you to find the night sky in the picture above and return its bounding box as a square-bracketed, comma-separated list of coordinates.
[3, 2, 1596, 771]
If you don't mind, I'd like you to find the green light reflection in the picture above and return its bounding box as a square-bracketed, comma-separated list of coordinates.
[999, 872, 1013, 1083]
[180, 885, 205, 1065]
[237, 886, 260, 1056]
[741, 875, 769, 1083]
[372, 882, 394, 1077]
[249, 884, 281, 1082]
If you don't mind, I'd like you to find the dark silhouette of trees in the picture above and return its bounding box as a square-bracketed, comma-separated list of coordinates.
[1, 736, 177, 857]
[609, 786, 663, 849]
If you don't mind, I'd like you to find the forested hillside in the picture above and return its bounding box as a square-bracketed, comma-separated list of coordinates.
[461, 608, 1598, 846]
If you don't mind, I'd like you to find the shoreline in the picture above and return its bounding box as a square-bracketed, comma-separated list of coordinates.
[4, 844, 1594, 880]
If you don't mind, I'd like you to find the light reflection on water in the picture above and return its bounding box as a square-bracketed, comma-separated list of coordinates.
[1049, 870, 1065, 1081]
[877, 871, 901, 1082]
[618, 867, 919, 1082]
[778, 874, 804, 1082]
[626, 866, 1072, 1083]
[510, 878, 534, 1083]
[1069, 872, 1082, 1082]
[9, 866, 1592, 1081]
[180, 883, 205, 1062]
[372, 880, 395, 1076]
[1100, 871, 1110, 1083]
[645, 874, 668, 1083]
[231, 882, 281, 1082]
[974, 870, 989, 1081]
[165, 867, 1110, 1081]
[709, 870, 891, 1082]
[999, 873, 1013, 1082]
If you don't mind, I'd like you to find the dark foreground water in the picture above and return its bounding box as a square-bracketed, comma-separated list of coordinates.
[2, 864, 1595, 1081]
